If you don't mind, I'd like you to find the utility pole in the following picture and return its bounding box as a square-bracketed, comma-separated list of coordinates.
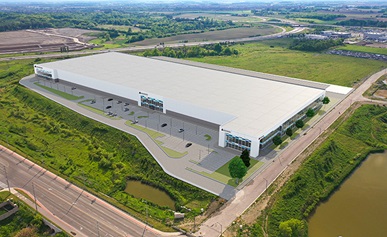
[97, 221, 100, 237]
[32, 182, 38, 213]
[3, 166, 10, 193]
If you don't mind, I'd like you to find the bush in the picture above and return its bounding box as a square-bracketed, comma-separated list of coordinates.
[306, 108, 315, 117]
[286, 128, 293, 137]
[295, 119, 304, 128]
[273, 135, 283, 146]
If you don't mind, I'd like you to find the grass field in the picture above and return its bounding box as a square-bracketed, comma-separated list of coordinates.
[97, 24, 141, 32]
[174, 12, 263, 22]
[189, 39, 386, 87]
[132, 25, 281, 46]
[336, 44, 387, 55]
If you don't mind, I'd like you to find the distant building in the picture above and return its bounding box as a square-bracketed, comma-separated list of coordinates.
[322, 31, 352, 39]
[305, 34, 329, 40]
[364, 32, 387, 41]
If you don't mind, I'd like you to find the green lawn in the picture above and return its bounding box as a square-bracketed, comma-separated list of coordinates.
[336, 44, 387, 56]
[189, 39, 386, 87]
[34, 82, 84, 100]
[191, 159, 264, 187]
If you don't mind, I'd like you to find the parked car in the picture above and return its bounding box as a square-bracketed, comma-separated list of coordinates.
[117, 101, 122, 104]
[185, 143, 192, 148]
[107, 98, 113, 101]
[106, 105, 112, 109]
[161, 123, 167, 127]
[179, 128, 184, 133]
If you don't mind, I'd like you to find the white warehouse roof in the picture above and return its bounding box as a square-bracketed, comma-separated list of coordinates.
[37, 52, 325, 138]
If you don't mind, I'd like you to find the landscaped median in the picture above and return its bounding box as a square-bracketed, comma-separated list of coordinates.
[34, 82, 84, 100]
[125, 120, 188, 158]
[187, 159, 264, 187]
[77, 99, 121, 120]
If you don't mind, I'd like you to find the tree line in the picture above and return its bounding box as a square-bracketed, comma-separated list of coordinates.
[143, 43, 239, 58]
[336, 19, 387, 28]
[286, 13, 346, 21]
[0, 12, 235, 41]
[289, 38, 344, 52]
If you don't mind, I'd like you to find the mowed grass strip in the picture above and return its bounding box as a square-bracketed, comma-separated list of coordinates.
[189, 39, 386, 87]
[34, 82, 84, 100]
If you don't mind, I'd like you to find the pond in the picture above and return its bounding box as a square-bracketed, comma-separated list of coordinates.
[309, 151, 387, 237]
[125, 180, 175, 210]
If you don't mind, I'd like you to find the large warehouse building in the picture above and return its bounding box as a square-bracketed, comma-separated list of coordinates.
[34, 52, 326, 157]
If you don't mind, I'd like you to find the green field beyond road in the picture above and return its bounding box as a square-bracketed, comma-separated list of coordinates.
[190, 39, 386, 87]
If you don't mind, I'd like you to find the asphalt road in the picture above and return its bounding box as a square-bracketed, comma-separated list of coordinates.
[0, 147, 165, 237]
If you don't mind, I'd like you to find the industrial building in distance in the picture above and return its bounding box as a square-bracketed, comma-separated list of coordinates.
[34, 52, 327, 157]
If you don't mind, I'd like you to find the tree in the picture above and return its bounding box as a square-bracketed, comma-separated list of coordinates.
[322, 96, 330, 104]
[273, 135, 282, 146]
[279, 219, 306, 237]
[240, 149, 250, 167]
[228, 157, 247, 184]
[306, 108, 315, 117]
[286, 128, 293, 137]
[295, 119, 304, 128]
[214, 43, 222, 53]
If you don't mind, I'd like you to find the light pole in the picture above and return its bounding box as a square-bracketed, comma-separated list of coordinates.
[32, 182, 38, 213]
[1, 165, 11, 193]
[263, 178, 268, 190]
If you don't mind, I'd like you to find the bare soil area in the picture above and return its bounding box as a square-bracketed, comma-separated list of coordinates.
[132, 26, 279, 46]
[365, 43, 387, 49]
[0, 28, 99, 54]
[375, 89, 387, 99]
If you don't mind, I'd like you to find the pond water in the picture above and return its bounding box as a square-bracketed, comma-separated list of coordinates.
[309, 151, 387, 237]
[125, 180, 175, 210]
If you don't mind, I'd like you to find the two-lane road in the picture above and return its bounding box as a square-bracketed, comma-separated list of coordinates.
[0, 147, 164, 237]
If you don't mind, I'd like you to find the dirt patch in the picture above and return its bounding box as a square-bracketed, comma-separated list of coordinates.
[0, 28, 100, 54]
[365, 43, 387, 49]
[177, 198, 226, 233]
[375, 89, 387, 98]
[132, 26, 279, 46]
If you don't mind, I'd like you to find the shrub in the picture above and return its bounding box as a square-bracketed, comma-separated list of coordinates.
[273, 135, 283, 146]
[295, 119, 304, 128]
[306, 108, 315, 117]
[286, 128, 293, 137]
[322, 96, 330, 104]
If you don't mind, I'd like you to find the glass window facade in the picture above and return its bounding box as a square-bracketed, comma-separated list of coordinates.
[225, 134, 251, 152]
[141, 95, 163, 112]
[35, 68, 52, 79]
